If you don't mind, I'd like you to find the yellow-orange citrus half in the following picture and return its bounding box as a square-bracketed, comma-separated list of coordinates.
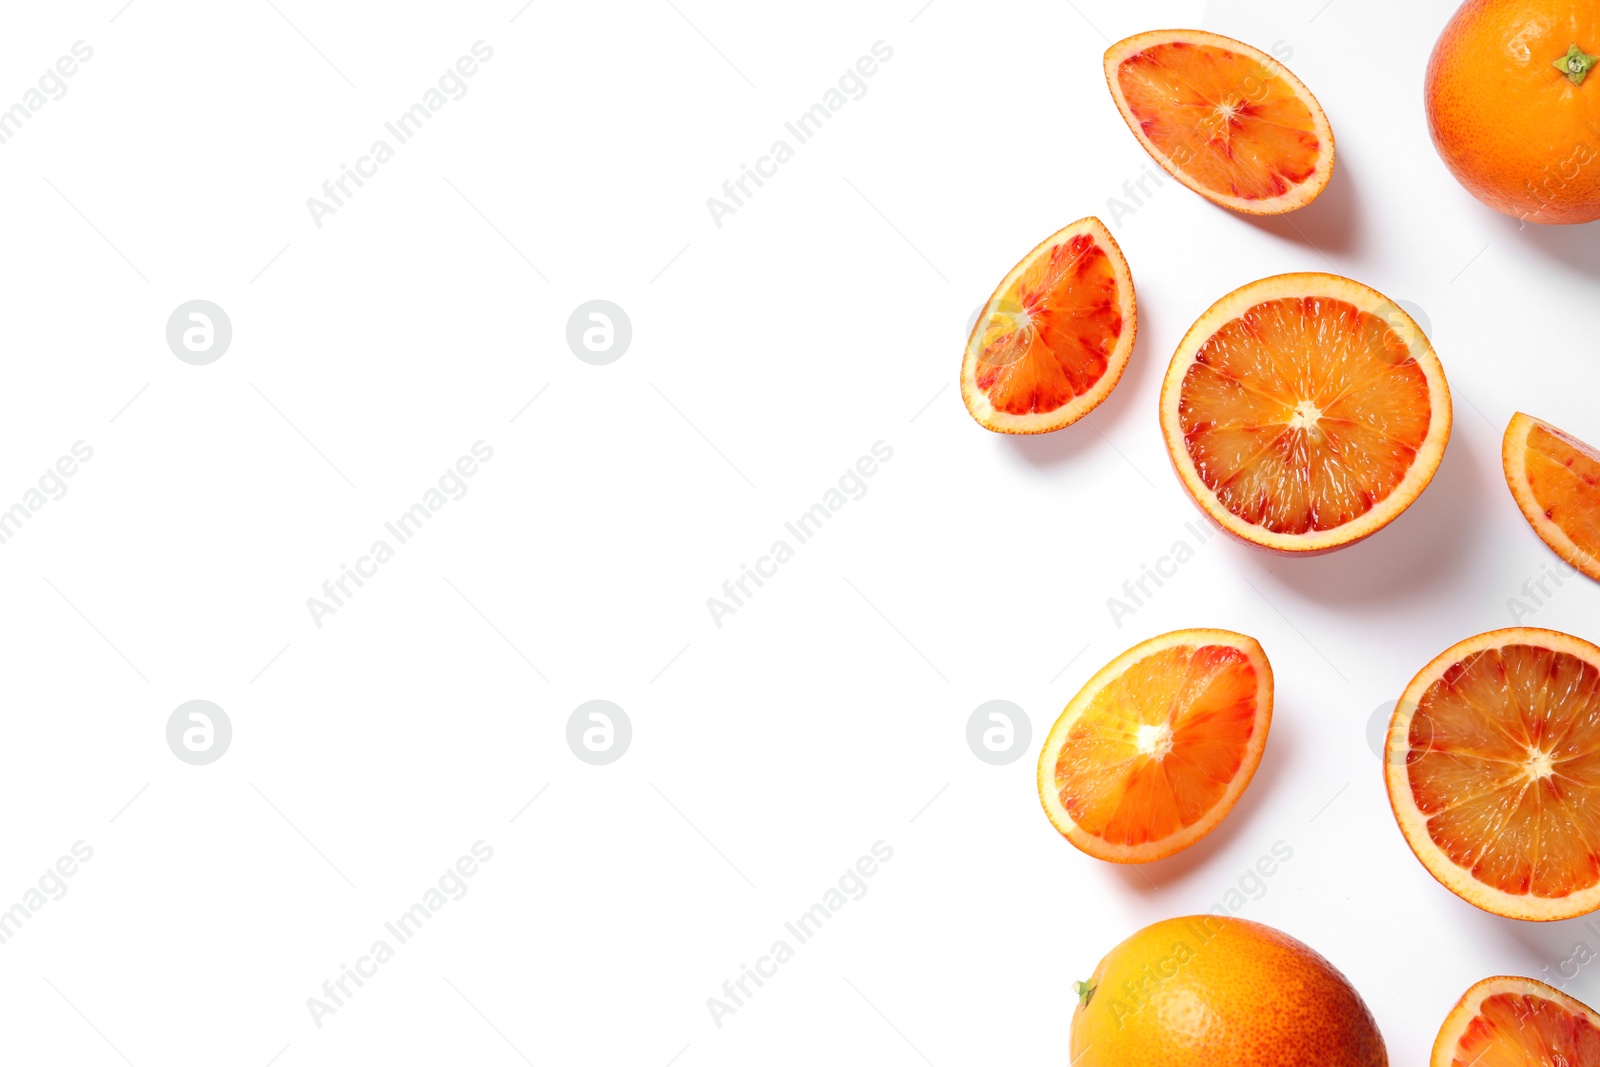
[1386, 627, 1600, 921]
[1104, 29, 1335, 214]
[961, 217, 1136, 434]
[1037, 629, 1272, 863]
[1071, 916, 1386, 1067]
[1503, 412, 1600, 582]
[1432, 975, 1600, 1067]
[1160, 273, 1451, 553]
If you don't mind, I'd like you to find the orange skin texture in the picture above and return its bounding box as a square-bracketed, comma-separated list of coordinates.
[1426, 0, 1600, 223]
[1071, 916, 1387, 1067]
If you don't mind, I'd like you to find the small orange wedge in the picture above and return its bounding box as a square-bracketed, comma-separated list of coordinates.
[1104, 29, 1334, 214]
[1386, 628, 1600, 921]
[1432, 976, 1600, 1067]
[1038, 629, 1272, 863]
[961, 217, 1136, 434]
[1160, 273, 1451, 553]
[1504, 412, 1600, 582]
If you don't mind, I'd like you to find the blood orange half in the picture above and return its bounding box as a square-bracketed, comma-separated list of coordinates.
[1038, 629, 1272, 863]
[961, 217, 1136, 434]
[1160, 273, 1451, 553]
[1104, 29, 1335, 214]
[1432, 976, 1600, 1067]
[1504, 412, 1600, 582]
[1386, 628, 1600, 921]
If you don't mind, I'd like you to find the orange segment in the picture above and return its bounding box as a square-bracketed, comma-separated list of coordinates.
[1104, 29, 1334, 214]
[1160, 273, 1452, 554]
[1503, 412, 1600, 582]
[1037, 629, 1272, 863]
[1432, 977, 1600, 1067]
[961, 217, 1136, 435]
[1386, 628, 1600, 921]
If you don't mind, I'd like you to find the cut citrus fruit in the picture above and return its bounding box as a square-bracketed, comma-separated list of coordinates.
[1038, 629, 1272, 863]
[1074, 916, 1386, 1067]
[1160, 273, 1451, 553]
[1104, 29, 1335, 215]
[1503, 412, 1600, 582]
[961, 216, 1136, 434]
[1386, 627, 1600, 921]
[1432, 976, 1600, 1067]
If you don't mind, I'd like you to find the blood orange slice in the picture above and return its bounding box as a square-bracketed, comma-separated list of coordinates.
[1504, 413, 1600, 582]
[1037, 629, 1272, 863]
[1104, 29, 1335, 214]
[1160, 273, 1451, 553]
[1386, 628, 1600, 921]
[1432, 976, 1600, 1067]
[960, 217, 1136, 434]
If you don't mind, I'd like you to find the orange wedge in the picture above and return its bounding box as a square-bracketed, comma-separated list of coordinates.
[1160, 273, 1451, 553]
[1038, 629, 1272, 863]
[1386, 628, 1600, 921]
[1104, 29, 1334, 214]
[961, 217, 1136, 434]
[1504, 413, 1600, 582]
[1433, 976, 1600, 1067]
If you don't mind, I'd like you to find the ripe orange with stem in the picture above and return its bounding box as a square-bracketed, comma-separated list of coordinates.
[1426, 1, 1600, 222]
[1071, 916, 1386, 1067]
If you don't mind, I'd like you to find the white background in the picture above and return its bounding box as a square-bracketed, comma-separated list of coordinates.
[1, 0, 1598, 1063]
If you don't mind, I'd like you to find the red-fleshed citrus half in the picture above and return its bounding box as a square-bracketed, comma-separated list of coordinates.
[1503, 412, 1600, 582]
[1038, 629, 1272, 863]
[1105, 29, 1335, 214]
[1386, 627, 1600, 921]
[1432, 975, 1600, 1067]
[1160, 273, 1451, 553]
[961, 217, 1136, 434]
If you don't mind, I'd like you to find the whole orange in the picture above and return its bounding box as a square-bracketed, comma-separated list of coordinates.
[1070, 916, 1387, 1067]
[1425, 1, 1600, 223]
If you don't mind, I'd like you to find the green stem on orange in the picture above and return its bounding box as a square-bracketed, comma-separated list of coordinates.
[1073, 980, 1096, 1007]
[1554, 44, 1600, 86]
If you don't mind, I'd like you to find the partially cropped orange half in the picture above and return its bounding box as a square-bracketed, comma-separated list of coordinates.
[1104, 29, 1334, 214]
[1433, 976, 1600, 1067]
[1386, 628, 1600, 921]
[1161, 273, 1451, 553]
[961, 217, 1136, 434]
[1038, 629, 1272, 863]
[1504, 413, 1600, 582]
